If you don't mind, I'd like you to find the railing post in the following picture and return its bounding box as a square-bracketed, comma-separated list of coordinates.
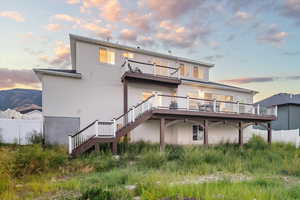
[213, 98, 217, 112]
[186, 96, 190, 110]
[154, 92, 159, 108]
[141, 102, 144, 113]
[257, 104, 260, 115]
[132, 106, 135, 122]
[252, 106, 256, 114]
[95, 120, 99, 137]
[147, 99, 151, 111]
[68, 135, 72, 154]
[153, 63, 156, 75]
[237, 101, 240, 114]
[113, 118, 116, 137]
[274, 105, 278, 117]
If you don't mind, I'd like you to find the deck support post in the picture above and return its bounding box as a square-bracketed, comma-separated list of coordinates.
[112, 141, 118, 154]
[204, 120, 208, 146]
[267, 122, 272, 144]
[238, 121, 243, 146]
[95, 143, 100, 152]
[123, 79, 130, 140]
[160, 118, 166, 151]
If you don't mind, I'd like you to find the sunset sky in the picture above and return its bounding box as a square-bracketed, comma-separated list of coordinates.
[1, 0, 300, 101]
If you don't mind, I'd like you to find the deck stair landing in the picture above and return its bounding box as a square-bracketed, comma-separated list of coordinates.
[69, 94, 277, 156]
[69, 96, 155, 157]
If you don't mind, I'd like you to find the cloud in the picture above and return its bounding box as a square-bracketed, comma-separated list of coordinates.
[79, 0, 122, 21]
[67, 0, 80, 4]
[0, 68, 40, 90]
[233, 11, 252, 22]
[0, 11, 25, 22]
[24, 48, 44, 56]
[19, 32, 34, 40]
[226, 34, 236, 42]
[123, 12, 152, 31]
[203, 54, 224, 62]
[45, 23, 63, 31]
[101, 0, 122, 21]
[141, 0, 202, 19]
[280, 0, 300, 24]
[138, 36, 155, 47]
[39, 41, 70, 68]
[120, 29, 137, 41]
[81, 23, 112, 38]
[282, 50, 300, 56]
[257, 25, 288, 45]
[156, 20, 211, 48]
[221, 75, 300, 84]
[53, 14, 80, 24]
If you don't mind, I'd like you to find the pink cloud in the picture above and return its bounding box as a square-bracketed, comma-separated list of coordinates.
[101, 0, 122, 21]
[141, 0, 201, 19]
[0, 11, 25, 22]
[0, 68, 40, 89]
[156, 20, 210, 48]
[123, 11, 152, 31]
[257, 25, 289, 45]
[39, 41, 70, 68]
[53, 14, 80, 24]
[120, 29, 137, 41]
[45, 23, 63, 31]
[81, 23, 112, 38]
[67, 0, 80, 4]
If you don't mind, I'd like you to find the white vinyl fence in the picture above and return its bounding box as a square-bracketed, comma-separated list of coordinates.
[245, 128, 300, 148]
[0, 119, 43, 145]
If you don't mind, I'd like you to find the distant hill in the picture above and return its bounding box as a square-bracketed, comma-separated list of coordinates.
[0, 89, 42, 111]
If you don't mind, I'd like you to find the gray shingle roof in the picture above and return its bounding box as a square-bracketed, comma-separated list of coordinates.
[256, 93, 300, 107]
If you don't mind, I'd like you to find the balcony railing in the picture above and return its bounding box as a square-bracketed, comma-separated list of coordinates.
[121, 58, 180, 79]
[153, 94, 277, 117]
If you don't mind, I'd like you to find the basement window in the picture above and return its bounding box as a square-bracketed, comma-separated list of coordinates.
[193, 125, 204, 141]
[99, 48, 115, 65]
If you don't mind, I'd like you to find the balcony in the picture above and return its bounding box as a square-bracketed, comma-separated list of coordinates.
[121, 59, 181, 86]
[148, 94, 277, 121]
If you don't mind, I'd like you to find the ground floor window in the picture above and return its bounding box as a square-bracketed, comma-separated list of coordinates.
[193, 125, 204, 141]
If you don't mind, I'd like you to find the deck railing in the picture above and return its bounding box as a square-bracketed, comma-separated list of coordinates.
[121, 58, 180, 79]
[69, 94, 277, 154]
[155, 94, 278, 116]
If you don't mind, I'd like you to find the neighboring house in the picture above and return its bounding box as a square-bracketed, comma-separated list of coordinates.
[22, 110, 43, 120]
[256, 93, 300, 130]
[34, 34, 277, 156]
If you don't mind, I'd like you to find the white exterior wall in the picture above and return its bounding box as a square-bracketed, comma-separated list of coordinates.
[41, 38, 256, 145]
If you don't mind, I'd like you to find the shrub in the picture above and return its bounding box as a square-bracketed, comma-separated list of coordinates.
[139, 151, 166, 169]
[12, 145, 68, 177]
[26, 131, 44, 144]
[166, 145, 184, 161]
[245, 135, 268, 150]
[78, 187, 132, 200]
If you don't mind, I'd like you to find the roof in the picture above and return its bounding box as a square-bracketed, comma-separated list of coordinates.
[256, 93, 300, 107]
[15, 104, 42, 114]
[181, 78, 258, 94]
[69, 34, 215, 68]
[33, 69, 82, 79]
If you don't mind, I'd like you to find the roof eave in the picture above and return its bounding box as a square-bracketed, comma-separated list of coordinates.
[33, 69, 82, 79]
[69, 34, 215, 68]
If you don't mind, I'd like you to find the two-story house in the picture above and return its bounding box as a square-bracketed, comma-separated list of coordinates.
[34, 34, 277, 156]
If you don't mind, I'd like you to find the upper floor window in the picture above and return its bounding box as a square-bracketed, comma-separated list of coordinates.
[180, 63, 189, 77]
[193, 66, 204, 79]
[123, 52, 134, 59]
[99, 48, 115, 65]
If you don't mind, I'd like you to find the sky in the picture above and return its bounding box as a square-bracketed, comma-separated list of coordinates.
[1, 0, 300, 101]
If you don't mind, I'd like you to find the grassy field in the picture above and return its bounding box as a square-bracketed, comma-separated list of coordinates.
[1, 136, 300, 200]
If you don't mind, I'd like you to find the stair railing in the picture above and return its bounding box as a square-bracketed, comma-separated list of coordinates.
[68, 120, 98, 154]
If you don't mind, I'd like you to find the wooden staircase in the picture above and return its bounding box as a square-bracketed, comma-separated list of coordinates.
[69, 96, 155, 157]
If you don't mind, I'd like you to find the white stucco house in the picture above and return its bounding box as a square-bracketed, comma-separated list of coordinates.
[34, 34, 277, 156]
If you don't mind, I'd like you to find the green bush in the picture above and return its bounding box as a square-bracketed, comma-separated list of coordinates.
[166, 145, 184, 161]
[12, 144, 67, 177]
[245, 135, 268, 150]
[78, 187, 132, 200]
[139, 150, 166, 169]
[26, 131, 44, 144]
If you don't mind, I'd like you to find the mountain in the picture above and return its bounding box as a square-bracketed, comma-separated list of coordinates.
[0, 89, 42, 111]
